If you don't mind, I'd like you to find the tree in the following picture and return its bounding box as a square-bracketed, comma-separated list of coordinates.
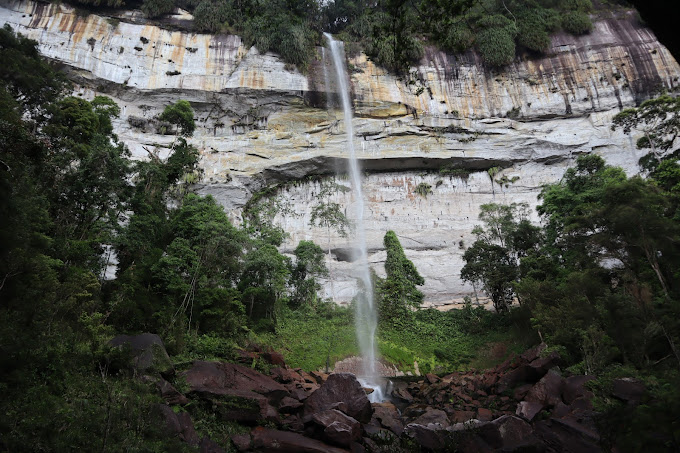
[377, 230, 424, 325]
[290, 240, 328, 307]
[461, 203, 541, 312]
[612, 94, 680, 170]
[159, 100, 196, 137]
[239, 244, 291, 329]
[309, 179, 351, 300]
[518, 154, 680, 369]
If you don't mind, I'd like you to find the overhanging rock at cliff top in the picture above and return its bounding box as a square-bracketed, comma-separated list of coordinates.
[3, 0, 679, 307]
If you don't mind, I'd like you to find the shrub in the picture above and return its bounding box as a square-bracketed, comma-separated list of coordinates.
[562, 11, 593, 34]
[441, 20, 474, 53]
[516, 8, 560, 52]
[141, 0, 175, 18]
[475, 15, 518, 67]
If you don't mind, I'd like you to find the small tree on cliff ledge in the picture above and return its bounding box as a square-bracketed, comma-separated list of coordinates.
[377, 230, 424, 326]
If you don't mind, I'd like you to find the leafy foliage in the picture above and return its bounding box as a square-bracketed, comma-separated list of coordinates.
[377, 231, 424, 325]
[159, 99, 196, 137]
[561, 10, 593, 34]
[612, 94, 680, 170]
[461, 203, 541, 312]
[475, 15, 518, 67]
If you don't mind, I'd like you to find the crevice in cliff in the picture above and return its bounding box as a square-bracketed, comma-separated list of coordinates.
[258, 155, 522, 185]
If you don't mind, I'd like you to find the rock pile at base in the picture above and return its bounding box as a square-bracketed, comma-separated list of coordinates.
[124, 335, 646, 452]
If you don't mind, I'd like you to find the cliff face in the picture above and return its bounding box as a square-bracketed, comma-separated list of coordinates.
[3, 0, 679, 307]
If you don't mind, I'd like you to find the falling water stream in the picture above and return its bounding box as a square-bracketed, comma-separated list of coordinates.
[324, 33, 383, 402]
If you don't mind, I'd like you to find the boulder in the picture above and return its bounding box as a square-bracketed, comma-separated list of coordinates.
[158, 404, 199, 447]
[534, 417, 600, 453]
[261, 351, 286, 367]
[477, 415, 533, 450]
[513, 383, 534, 401]
[496, 366, 532, 394]
[612, 378, 645, 404]
[412, 408, 450, 428]
[391, 385, 414, 403]
[230, 433, 251, 452]
[279, 396, 304, 412]
[451, 410, 476, 424]
[109, 333, 174, 376]
[158, 378, 190, 405]
[476, 407, 493, 422]
[307, 409, 362, 447]
[528, 351, 561, 374]
[250, 427, 349, 453]
[404, 423, 448, 451]
[561, 375, 596, 405]
[303, 373, 372, 424]
[515, 401, 544, 422]
[271, 366, 303, 383]
[520, 343, 547, 363]
[200, 437, 226, 453]
[525, 370, 564, 407]
[184, 361, 289, 405]
[425, 373, 440, 385]
[372, 402, 404, 436]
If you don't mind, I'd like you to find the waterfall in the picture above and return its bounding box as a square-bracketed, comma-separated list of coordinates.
[324, 33, 382, 402]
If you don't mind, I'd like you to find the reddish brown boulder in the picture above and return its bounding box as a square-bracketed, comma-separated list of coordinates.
[513, 383, 533, 401]
[279, 396, 304, 412]
[496, 366, 532, 394]
[521, 343, 547, 363]
[392, 385, 414, 403]
[158, 378, 190, 405]
[158, 404, 199, 447]
[528, 351, 562, 377]
[308, 409, 362, 447]
[184, 361, 289, 405]
[612, 378, 645, 404]
[515, 401, 544, 421]
[230, 433, 251, 451]
[200, 437, 226, 453]
[372, 402, 404, 436]
[425, 373, 440, 385]
[270, 366, 303, 383]
[451, 410, 476, 423]
[562, 375, 596, 404]
[476, 407, 493, 422]
[404, 423, 448, 451]
[456, 434, 495, 453]
[412, 408, 450, 427]
[534, 417, 600, 453]
[251, 427, 348, 453]
[235, 349, 258, 364]
[477, 415, 533, 450]
[525, 370, 564, 407]
[303, 373, 372, 424]
[261, 351, 286, 367]
[285, 384, 311, 402]
[310, 371, 329, 384]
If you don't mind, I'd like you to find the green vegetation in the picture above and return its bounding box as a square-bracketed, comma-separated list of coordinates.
[376, 231, 425, 326]
[461, 149, 680, 450]
[0, 27, 326, 449]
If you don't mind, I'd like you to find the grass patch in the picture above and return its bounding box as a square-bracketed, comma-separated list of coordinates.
[258, 304, 358, 371]
[258, 302, 532, 374]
